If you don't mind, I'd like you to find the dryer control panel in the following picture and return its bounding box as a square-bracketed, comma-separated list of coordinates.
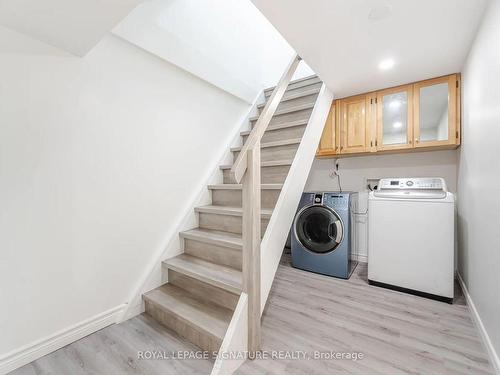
[323, 193, 350, 210]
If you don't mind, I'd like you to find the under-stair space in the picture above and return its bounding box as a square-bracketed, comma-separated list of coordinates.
[141, 74, 321, 363]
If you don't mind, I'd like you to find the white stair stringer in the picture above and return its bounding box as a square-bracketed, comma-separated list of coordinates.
[211, 83, 333, 375]
[260, 83, 333, 311]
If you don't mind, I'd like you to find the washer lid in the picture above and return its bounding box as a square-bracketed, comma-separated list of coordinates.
[294, 205, 344, 254]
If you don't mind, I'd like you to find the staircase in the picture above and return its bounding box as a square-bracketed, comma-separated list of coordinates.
[142, 73, 322, 362]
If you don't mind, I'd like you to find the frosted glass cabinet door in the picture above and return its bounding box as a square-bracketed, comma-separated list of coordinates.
[413, 75, 459, 147]
[376, 85, 413, 150]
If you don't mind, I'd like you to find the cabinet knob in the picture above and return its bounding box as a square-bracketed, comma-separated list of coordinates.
[415, 138, 419, 143]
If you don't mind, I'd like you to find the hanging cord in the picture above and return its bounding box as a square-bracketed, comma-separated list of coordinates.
[329, 159, 342, 192]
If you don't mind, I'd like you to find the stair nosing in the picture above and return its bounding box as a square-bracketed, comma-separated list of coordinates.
[162, 254, 242, 294]
[194, 205, 273, 219]
[240, 119, 309, 136]
[219, 159, 293, 170]
[257, 88, 320, 109]
[264, 75, 319, 93]
[208, 183, 283, 190]
[143, 284, 231, 341]
[180, 228, 242, 250]
[249, 102, 315, 122]
[231, 138, 301, 152]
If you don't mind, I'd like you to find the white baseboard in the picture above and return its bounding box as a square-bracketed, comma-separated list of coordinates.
[457, 273, 500, 375]
[0, 304, 126, 375]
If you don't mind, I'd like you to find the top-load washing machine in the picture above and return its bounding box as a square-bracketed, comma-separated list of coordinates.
[368, 177, 455, 302]
[291, 192, 358, 279]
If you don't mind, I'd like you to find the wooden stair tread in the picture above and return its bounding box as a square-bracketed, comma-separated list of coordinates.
[231, 138, 301, 152]
[264, 74, 319, 93]
[219, 159, 293, 170]
[257, 87, 320, 109]
[240, 119, 309, 136]
[208, 183, 283, 190]
[143, 283, 232, 340]
[249, 102, 315, 122]
[195, 205, 272, 218]
[180, 228, 242, 249]
[163, 254, 242, 294]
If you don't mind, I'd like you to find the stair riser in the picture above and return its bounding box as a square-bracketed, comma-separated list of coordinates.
[198, 212, 269, 235]
[223, 165, 291, 184]
[258, 93, 318, 115]
[183, 238, 242, 270]
[251, 108, 313, 128]
[233, 144, 299, 163]
[265, 79, 321, 98]
[242, 124, 306, 144]
[168, 269, 239, 310]
[211, 189, 280, 209]
[145, 299, 222, 353]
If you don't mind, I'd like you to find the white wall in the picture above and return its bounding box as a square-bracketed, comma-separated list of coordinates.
[0, 0, 142, 56]
[0, 25, 250, 359]
[306, 150, 458, 193]
[113, 0, 309, 103]
[305, 150, 458, 260]
[458, 0, 500, 370]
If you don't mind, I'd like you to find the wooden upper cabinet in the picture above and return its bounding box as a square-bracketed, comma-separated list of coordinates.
[315, 73, 461, 158]
[338, 94, 370, 154]
[376, 84, 414, 151]
[317, 101, 338, 156]
[413, 74, 460, 148]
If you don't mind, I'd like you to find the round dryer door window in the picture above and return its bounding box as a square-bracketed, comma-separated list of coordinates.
[294, 205, 344, 254]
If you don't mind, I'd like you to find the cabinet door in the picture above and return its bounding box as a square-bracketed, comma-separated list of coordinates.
[413, 74, 459, 147]
[339, 95, 369, 154]
[317, 101, 338, 156]
[376, 84, 413, 151]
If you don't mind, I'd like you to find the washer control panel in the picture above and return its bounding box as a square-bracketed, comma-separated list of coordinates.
[378, 178, 446, 191]
[374, 178, 448, 199]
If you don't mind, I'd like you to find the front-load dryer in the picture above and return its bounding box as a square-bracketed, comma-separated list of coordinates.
[291, 192, 358, 279]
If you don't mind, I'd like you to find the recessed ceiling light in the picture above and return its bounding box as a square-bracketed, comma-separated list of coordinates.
[389, 100, 401, 109]
[378, 58, 395, 71]
[393, 121, 403, 129]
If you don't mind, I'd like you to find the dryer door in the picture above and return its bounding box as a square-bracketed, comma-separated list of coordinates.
[294, 205, 344, 254]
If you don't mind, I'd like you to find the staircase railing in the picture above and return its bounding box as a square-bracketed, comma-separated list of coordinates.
[230, 54, 301, 354]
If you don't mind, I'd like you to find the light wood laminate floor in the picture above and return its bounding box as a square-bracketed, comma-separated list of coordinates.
[237, 256, 493, 375]
[9, 314, 213, 375]
[11, 256, 493, 375]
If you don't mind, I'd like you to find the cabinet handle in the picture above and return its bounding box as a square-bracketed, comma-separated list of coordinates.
[370, 141, 373, 147]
